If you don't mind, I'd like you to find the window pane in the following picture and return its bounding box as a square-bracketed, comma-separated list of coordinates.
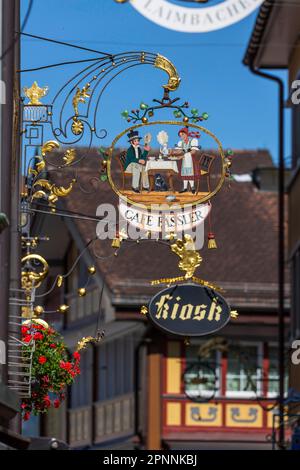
[226, 345, 259, 394]
[268, 346, 288, 395]
[268, 346, 279, 395]
[185, 344, 219, 399]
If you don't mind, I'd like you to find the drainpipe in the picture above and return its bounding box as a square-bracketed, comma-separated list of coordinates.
[249, 62, 285, 448]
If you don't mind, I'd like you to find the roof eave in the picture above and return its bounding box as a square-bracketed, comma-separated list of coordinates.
[243, 0, 276, 68]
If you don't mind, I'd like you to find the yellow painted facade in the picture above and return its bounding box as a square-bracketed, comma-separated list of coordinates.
[166, 402, 181, 426]
[166, 342, 181, 394]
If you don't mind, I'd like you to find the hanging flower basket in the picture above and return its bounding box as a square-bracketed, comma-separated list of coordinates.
[21, 322, 80, 421]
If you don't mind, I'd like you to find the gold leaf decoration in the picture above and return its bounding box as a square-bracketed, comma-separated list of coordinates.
[154, 54, 181, 91]
[51, 179, 76, 197]
[171, 234, 202, 279]
[41, 140, 60, 156]
[72, 84, 90, 116]
[76, 331, 105, 352]
[63, 148, 76, 165]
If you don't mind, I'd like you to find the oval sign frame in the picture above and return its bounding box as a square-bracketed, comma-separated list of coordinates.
[108, 121, 226, 211]
[148, 283, 231, 337]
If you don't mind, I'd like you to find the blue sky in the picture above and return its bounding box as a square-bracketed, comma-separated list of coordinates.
[20, 0, 291, 164]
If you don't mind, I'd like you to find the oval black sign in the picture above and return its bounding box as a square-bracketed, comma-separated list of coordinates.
[148, 284, 231, 337]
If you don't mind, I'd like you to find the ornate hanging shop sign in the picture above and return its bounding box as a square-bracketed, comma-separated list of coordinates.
[147, 284, 231, 337]
[128, 0, 264, 33]
[105, 82, 233, 238]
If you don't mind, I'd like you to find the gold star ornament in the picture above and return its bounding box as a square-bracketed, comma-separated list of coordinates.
[23, 81, 49, 105]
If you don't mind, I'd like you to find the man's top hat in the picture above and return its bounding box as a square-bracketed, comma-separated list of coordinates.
[127, 130, 142, 142]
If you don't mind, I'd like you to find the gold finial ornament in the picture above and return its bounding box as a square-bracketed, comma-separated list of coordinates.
[88, 266, 96, 275]
[154, 54, 181, 91]
[171, 234, 202, 279]
[58, 304, 69, 313]
[78, 288, 86, 297]
[33, 305, 44, 316]
[23, 81, 49, 105]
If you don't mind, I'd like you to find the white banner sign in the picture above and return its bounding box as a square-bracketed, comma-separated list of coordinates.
[130, 0, 263, 33]
[119, 200, 211, 232]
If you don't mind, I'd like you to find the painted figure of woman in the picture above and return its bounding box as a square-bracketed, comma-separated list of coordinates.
[171, 127, 200, 193]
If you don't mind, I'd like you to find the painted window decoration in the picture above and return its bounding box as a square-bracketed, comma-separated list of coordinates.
[226, 345, 262, 398]
[184, 345, 221, 401]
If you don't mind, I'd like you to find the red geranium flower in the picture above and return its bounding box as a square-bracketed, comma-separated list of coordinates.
[21, 326, 29, 335]
[59, 361, 72, 371]
[73, 351, 80, 361]
[49, 343, 56, 348]
[23, 334, 33, 343]
[38, 356, 47, 364]
[53, 399, 60, 409]
[43, 396, 51, 408]
[23, 412, 30, 421]
[33, 332, 43, 341]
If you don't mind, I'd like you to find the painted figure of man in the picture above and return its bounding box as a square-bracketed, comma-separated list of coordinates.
[124, 130, 150, 193]
[171, 127, 200, 193]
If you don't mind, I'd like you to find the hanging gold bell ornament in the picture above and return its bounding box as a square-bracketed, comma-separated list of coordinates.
[111, 228, 128, 248]
[208, 232, 217, 249]
[78, 288, 86, 297]
[111, 236, 121, 248]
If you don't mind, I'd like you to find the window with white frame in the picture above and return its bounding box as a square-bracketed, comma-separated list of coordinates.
[268, 345, 280, 397]
[267, 344, 289, 398]
[226, 343, 262, 398]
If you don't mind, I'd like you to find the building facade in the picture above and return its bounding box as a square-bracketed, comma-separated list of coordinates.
[243, 0, 300, 426]
[24, 147, 290, 450]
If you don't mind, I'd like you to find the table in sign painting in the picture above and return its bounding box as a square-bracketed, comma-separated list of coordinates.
[145, 159, 179, 192]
